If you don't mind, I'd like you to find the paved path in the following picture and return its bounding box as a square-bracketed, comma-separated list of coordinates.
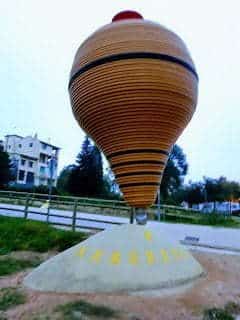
[0, 202, 239, 251]
[0, 202, 129, 230]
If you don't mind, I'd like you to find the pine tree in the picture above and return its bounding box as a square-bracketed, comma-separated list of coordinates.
[68, 137, 104, 197]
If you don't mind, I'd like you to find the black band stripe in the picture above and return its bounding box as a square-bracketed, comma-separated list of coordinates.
[115, 171, 162, 178]
[107, 148, 169, 159]
[119, 182, 160, 188]
[69, 52, 198, 88]
[111, 160, 165, 169]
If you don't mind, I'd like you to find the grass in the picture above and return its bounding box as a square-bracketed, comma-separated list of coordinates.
[203, 307, 234, 320]
[31, 316, 51, 320]
[203, 301, 240, 319]
[56, 300, 119, 319]
[225, 301, 240, 315]
[0, 287, 26, 311]
[0, 257, 41, 276]
[162, 213, 240, 228]
[0, 215, 87, 255]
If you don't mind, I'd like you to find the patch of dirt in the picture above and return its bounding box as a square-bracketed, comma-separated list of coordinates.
[1, 250, 240, 319]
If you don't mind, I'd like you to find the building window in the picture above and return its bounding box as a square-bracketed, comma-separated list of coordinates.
[8, 145, 11, 150]
[18, 170, 25, 181]
[29, 161, 33, 168]
[26, 172, 34, 185]
[21, 159, 26, 166]
[40, 166, 45, 175]
[40, 153, 46, 163]
[18, 144, 22, 148]
[29, 143, 33, 147]
[42, 144, 47, 150]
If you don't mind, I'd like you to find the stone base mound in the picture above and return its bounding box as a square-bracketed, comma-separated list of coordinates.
[24, 224, 204, 293]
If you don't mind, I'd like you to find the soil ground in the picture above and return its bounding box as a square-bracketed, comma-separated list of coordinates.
[1, 250, 240, 320]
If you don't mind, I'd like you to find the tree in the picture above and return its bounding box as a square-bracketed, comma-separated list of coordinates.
[181, 177, 240, 210]
[68, 137, 104, 197]
[0, 151, 12, 188]
[57, 165, 75, 194]
[9, 156, 18, 181]
[183, 182, 205, 207]
[160, 144, 188, 201]
[204, 176, 240, 203]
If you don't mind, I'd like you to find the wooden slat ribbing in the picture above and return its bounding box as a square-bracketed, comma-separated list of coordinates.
[70, 21, 196, 77]
[69, 18, 198, 208]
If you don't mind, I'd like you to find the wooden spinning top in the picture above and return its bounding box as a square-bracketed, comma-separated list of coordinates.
[69, 11, 198, 210]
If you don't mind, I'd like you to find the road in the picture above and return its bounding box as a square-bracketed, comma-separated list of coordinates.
[0, 202, 239, 252]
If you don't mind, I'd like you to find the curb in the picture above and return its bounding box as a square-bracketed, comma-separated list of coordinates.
[181, 240, 240, 253]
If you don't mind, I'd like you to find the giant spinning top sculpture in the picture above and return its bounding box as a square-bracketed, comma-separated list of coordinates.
[69, 10, 198, 223]
[24, 11, 203, 294]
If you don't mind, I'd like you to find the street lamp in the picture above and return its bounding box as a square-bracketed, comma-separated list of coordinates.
[46, 152, 57, 222]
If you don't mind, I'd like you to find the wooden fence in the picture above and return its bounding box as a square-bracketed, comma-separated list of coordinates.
[0, 190, 201, 231]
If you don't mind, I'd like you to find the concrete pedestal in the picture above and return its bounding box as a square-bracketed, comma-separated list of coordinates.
[24, 225, 204, 293]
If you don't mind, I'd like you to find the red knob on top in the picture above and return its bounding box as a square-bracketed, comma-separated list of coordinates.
[112, 10, 143, 22]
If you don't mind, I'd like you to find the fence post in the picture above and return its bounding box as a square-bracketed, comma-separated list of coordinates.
[113, 202, 116, 216]
[72, 200, 78, 232]
[24, 195, 30, 219]
[130, 207, 135, 224]
[46, 195, 51, 223]
[161, 206, 165, 221]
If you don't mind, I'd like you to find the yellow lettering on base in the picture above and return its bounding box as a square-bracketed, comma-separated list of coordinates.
[77, 247, 86, 258]
[145, 250, 155, 265]
[129, 251, 139, 265]
[144, 230, 153, 241]
[111, 251, 121, 265]
[160, 249, 170, 263]
[91, 250, 103, 263]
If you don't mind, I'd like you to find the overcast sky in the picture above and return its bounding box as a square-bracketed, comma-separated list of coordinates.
[1, 0, 239, 182]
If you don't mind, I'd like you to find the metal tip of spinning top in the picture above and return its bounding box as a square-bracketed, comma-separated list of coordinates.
[135, 208, 148, 225]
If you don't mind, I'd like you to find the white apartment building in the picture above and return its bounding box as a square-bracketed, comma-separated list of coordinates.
[3, 134, 60, 187]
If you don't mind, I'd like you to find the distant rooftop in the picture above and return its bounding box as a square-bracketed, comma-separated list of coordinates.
[4, 134, 60, 150]
[40, 140, 60, 150]
[5, 134, 23, 139]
